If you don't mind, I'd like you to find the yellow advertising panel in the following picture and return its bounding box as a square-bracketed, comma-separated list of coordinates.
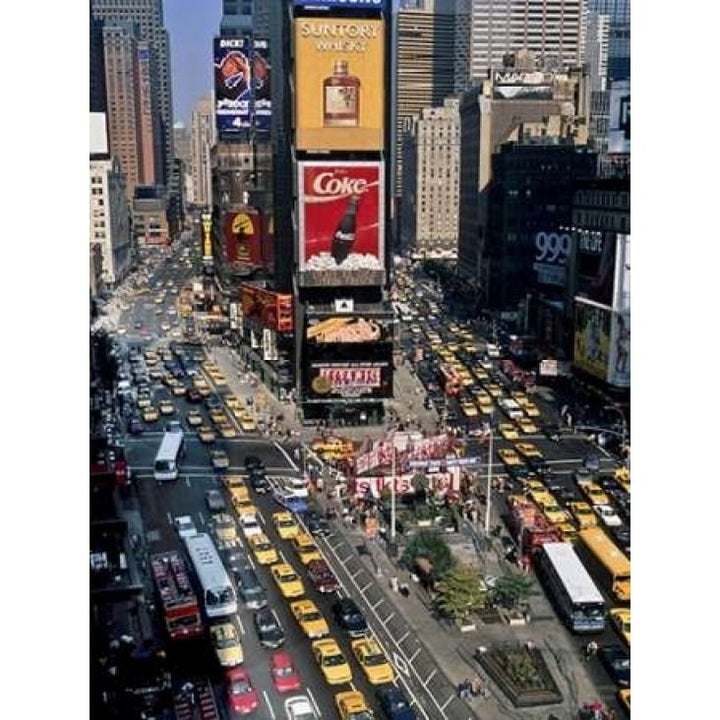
[294, 18, 385, 151]
[573, 299, 611, 382]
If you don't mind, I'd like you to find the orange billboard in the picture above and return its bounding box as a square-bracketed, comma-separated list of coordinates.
[294, 18, 385, 151]
[240, 283, 294, 333]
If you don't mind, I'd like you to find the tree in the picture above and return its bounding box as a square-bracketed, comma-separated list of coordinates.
[401, 530, 455, 581]
[434, 564, 488, 623]
[491, 573, 535, 610]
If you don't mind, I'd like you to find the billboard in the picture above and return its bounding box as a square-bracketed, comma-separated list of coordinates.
[215, 37, 252, 135]
[353, 469, 460, 500]
[607, 310, 630, 388]
[223, 210, 263, 266]
[293, 0, 385, 8]
[613, 234, 630, 312]
[252, 38, 271, 134]
[304, 358, 392, 400]
[574, 230, 617, 307]
[240, 283, 294, 333]
[573, 299, 612, 382]
[306, 316, 392, 344]
[608, 80, 630, 154]
[298, 161, 385, 287]
[294, 18, 385, 151]
[532, 231, 570, 287]
[201, 213, 213, 259]
[262, 328, 279, 361]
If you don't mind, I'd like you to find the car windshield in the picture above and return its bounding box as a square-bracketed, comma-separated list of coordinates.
[281, 571, 298, 582]
[274, 666, 293, 677]
[230, 679, 251, 694]
[303, 610, 322, 621]
[216, 633, 237, 649]
[207, 587, 234, 605]
[349, 712, 373, 720]
[323, 653, 345, 666]
[364, 652, 386, 666]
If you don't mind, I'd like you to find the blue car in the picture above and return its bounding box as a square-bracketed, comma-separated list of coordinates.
[273, 488, 308, 514]
[376, 686, 417, 720]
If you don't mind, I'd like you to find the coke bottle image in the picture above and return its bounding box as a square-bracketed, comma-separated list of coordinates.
[331, 194, 360, 265]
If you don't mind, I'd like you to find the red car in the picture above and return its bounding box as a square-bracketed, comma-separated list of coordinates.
[270, 651, 302, 694]
[225, 667, 260, 715]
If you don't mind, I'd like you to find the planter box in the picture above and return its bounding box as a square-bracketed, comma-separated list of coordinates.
[416, 519, 433, 527]
[459, 622, 477, 633]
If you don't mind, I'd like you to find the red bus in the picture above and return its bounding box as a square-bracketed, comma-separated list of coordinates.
[438, 364, 462, 397]
[150, 552, 204, 641]
[90, 437, 130, 487]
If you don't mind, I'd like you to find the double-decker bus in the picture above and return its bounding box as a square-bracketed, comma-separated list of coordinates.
[153, 427, 184, 484]
[184, 533, 238, 618]
[535, 542, 606, 633]
[438, 364, 462, 397]
[150, 551, 204, 641]
[576, 527, 631, 604]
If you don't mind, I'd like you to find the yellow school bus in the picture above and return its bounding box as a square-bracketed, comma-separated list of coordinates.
[576, 527, 630, 604]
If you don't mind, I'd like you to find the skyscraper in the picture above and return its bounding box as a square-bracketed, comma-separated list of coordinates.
[463, 0, 585, 84]
[191, 96, 215, 208]
[91, 0, 174, 184]
[587, 0, 629, 81]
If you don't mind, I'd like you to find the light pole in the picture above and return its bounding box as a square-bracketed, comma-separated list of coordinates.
[484, 428, 494, 536]
[604, 404, 629, 470]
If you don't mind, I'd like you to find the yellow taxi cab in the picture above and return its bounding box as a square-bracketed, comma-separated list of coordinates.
[234, 498, 258, 518]
[224, 474, 246, 491]
[248, 534, 279, 565]
[617, 689, 630, 713]
[292, 533, 323, 565]
[209, 409, 228, 426]
[615, 466, 630, 493]
[171, 383, 187, 397]
[225, 395, 242, 411]
[186, 409, 203, 427]
[556, 522, 578, 543]
[272, 512, 300, 540]
[213, 513, 237, 544]
[238, 413, 257, 432]
[229, 483, 249, 502]
[218, 423, 238, 439]
[485, 383, 503, 398]
[311, 436, 354, 461]
[523, 402, 541, 417]
[516, 417, 538, 434]
[497, 448, 522, 466]
[567, 501, 598, 529]
[290, 599, 330, 639]
[197, 425, 216, 443]
[528, 491, 571, 525]
[271, 563, 305, 599]
[312, 638, 352, 685]
[461, 401, 478, 418]
[141, 406, 160, 422]
[144, 355, 158, 367]
[473, 367, 489, 381]
[514, 442, 544, 460]
[137, 393, 152, 409]
[159, 400, 175, 416]
[609, 607, 631, 646]
[351, 638, 395, 685]
[209, 622, 243, 667]
[212, 373, 228, 387]
[499, 422, 519, 441]
[477, 399, 494, 416]
[511, 390, 530, 406]
[193, 376, 210, 391]
[581, 482, 610, 506]
[522, 478, 546, 493]
[335, 691, 373, 720]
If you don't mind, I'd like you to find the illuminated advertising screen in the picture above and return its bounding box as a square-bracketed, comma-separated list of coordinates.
[215, 37, 252, 135]
[304, 361, 392, 400]
[532, 231, 570, 287]
[201, 213, 213, 259]
[294, 18, 385, 151]
[306, 316, 391, 344]
[223, 210, 263, 266]
[573, 299, 612, 382]
[293, 0, 385, 9]
[240, 283, 294, 333]
[298, 161, 385, 287]
[252, 38, 271, 134]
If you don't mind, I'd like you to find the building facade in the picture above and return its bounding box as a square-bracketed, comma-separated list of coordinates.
[132, 186, 169, 246]
[401, 98, 460, 256]
[91, 0, 174, 185]
[587, 0, 629, 82]
[191, 96, 216, 208]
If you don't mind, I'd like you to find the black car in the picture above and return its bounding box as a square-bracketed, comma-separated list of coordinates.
[222, 547, 249, 575]
[127, 417, 144, 435]
[206, 394, 222, 410]
[234, 567, 268, 610]
[376, 686, 417, 720]
[583, 454, 601, 473]
[249, 471, 270, 494]
[332, 597, 368, 638]
[245, 455, 265, 472]
[597, 644, 630, 687]
[305, 511, 331, 537]
[253, 608, 285, 649]
[185, 387, 203, 403]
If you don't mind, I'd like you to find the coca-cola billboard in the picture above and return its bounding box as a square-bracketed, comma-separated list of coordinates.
[298, 161, 385, 287]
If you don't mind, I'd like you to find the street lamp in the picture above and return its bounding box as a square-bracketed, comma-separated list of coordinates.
[484, 428, 494, 536]
[604, 404, 629, 470]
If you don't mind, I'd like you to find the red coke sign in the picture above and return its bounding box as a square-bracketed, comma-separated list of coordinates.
[298, 161, 385, 288]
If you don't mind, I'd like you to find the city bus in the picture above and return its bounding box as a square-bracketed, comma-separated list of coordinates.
[576, 528, 631, 604]
[184, 533, 238, 618]
[150, 551, 204, 641]
[535, 542, 606, 633]
[153, 427, 184, 484]
[438, 364, 462, 397]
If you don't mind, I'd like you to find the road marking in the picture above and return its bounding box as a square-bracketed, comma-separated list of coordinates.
[439, 695, 454, 711]
[274, 441, 298, 471]
[409, 648, 421, 662]
[383, 611, 395, 624]
[166, 512, 172, 526]
[237, 615, 246, 636]
[423, 669, 437, 686]
[262, 690, 276, 720]
[397, 630, 409, 644]
[393, 652, 409, 677]
[360, 582, 372, 593]
[371, 598, 385, 610]
[307, 688, 322, 718]
[198, 512, 206, 527]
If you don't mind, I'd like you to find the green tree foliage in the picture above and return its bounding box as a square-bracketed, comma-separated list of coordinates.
[434, 564, 488, 622]
[491, 573, 535, 609]
[401, 530, 456, 580]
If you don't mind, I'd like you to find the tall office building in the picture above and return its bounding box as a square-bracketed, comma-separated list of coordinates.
[393, 0, 459, 199]
[90, 14, 107, 113]
[191, 96, 216, 208]
[91, 0, 174, 184]
[464, 0, 585, 84]
[173, 121, 193, 203]
[220, 0, 270, 37]
[101, 23, 158, 201]
[587, 0, 629, 81]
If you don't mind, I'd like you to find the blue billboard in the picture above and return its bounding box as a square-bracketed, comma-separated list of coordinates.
[293, 0, 385, 9]
[251, 39, 271, 135]
[214, 37, 252, 135]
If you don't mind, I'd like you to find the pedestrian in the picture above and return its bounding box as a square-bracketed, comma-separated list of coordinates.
[584, 640, 598, 660]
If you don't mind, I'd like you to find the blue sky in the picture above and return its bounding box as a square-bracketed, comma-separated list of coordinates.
[165, 0, 222, 127]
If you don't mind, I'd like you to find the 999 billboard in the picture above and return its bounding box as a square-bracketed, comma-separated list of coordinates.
[298, 161, 385, 287]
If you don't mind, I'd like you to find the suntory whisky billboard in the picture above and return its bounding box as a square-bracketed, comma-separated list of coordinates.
[298, 161, 385, 287]
[294, 18, 385, 151]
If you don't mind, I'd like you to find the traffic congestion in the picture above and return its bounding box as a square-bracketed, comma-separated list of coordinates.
[90, 231, 630, 720]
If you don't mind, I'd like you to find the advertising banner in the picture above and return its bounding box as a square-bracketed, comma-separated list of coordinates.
[215, 37, 252, 135]
[240, 283, 294, 333]
[608, 80, 630, 154]
[223, 209, 263, 266]
[294, 18, 384, 151]
[298, 161, 385, 287]
[262, 328, 278, 361]
[251, 38, 271, 135]
[613, 234, 630, 312]
[293, 0, 385, 9]
[353, 468, 460, 499]
[574, 230, 617, 307]
[532, 231, 570, 287]
[306, 316, 391, 344]
[304, 361, 391, 399]
[201, 213, 213, 259]
[607, 310, 630, 388]
[573, 299, 612, 382]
